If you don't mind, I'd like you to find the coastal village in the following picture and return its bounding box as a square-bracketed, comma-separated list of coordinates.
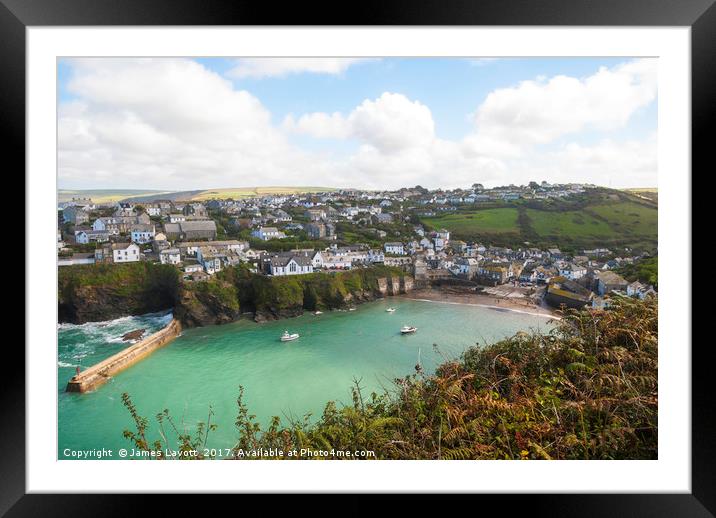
[58, 182, 657, 312]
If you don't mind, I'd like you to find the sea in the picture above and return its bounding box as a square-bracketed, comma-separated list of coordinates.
[57, 298, 554, 459]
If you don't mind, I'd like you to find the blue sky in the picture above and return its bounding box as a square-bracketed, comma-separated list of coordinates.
[57, 57, 657, 190]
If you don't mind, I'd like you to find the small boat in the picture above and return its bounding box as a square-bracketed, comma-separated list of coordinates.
[348, 307, 356, 311]
[400, 325, 417, 334]
[280, 330, 300, 342]
[386, 307, 396, 313]
[314, 311, 323, 315]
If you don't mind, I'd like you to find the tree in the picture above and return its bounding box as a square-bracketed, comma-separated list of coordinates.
[472, 183, 484, 191]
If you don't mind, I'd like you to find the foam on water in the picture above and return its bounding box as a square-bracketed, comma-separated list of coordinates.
[58, 310, 173, 364]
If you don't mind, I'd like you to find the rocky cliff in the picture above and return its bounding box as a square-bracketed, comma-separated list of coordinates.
[59, 263, 413, 327]
[58, 263, 180, 324]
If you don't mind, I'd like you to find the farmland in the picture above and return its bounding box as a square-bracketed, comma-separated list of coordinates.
[58, 189, 174, 204]
[524, 209, 615, 241]
[60, 186, 337, 204]
[188, 186, 338, 201]
[419, 193, 657, 251]
[421, 208, 520, 238]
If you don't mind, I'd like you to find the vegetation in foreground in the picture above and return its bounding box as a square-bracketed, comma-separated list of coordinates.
[122, 296, 658, 460]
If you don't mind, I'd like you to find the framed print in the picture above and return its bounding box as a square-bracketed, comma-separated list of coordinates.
[5, 0, 710, 513]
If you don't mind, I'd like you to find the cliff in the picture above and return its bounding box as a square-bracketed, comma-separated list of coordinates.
[58, 263, 413, 327]
[58, 263, 181, 324]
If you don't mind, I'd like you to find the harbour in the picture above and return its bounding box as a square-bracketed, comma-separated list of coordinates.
[58, 297, 553, 459]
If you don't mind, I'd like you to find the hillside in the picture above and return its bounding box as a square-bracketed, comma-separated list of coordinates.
[60, 186, 338, 204]
[58, 189, 174, 204]
[622, 187, 658, 203]
[420, 188, 657, 252]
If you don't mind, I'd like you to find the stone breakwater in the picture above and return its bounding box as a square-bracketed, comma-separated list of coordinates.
[66, 318, 182, 393]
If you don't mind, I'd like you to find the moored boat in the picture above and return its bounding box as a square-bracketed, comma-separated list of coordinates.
[280, 330, 300, 342]
[314, 311, 323, 315]
[400, 325, 417, 334]
[386, 307, 396, 313]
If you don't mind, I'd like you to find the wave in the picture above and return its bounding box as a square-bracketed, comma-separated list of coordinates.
[57, 310, 173, 332]
[58, 310, 174, 365]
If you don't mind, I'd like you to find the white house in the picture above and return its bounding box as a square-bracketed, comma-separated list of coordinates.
[384, 242, 405, 255]
[626, 281, 657, 300]
[251, 227, 286, 241]
[74, 229, 110, 244]
[267, 254, 314, 276]
[159, 248, 181, 265]
[558, 262, 587, 280]
[322, 256, 352, 270]
[311, 251, 324, 268]
[112, 243, 141, 263]
[454, 257, 479, 277]
[130, 224, 156, 244]
[419, 237, 434, 250]
[144, 204, 162, 217]
[184, 263, 204, 274]
[367, 249, 385, 263]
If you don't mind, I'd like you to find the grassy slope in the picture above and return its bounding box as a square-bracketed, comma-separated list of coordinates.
[420, 192, 657, 250]
[525, 208, 614, 239]
[422, 208, 520, 236]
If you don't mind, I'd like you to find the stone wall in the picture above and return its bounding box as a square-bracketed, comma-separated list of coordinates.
[66, 318, 182, 393]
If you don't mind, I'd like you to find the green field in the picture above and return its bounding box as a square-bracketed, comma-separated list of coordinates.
[588, 202, 658, 237]
[422, 208, 520, 238]
[525, 209, 615, 240]
[420, 196, 657, 250]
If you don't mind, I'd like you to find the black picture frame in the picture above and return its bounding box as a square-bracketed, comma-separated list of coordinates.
[5, 0, 707, 514]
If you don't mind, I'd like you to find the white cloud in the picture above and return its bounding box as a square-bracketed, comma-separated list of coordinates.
[59, 58, 335, 190]
[469, 58, 657, 152]
[58, 58, 657, 191]
[282, 112, 351, 139]
[284, 92, 435, 153]
[544, 135, 657, 187]
[226, 58, 377, 79]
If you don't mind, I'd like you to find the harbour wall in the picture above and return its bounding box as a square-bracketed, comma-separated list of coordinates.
[66, 318, 182, 394]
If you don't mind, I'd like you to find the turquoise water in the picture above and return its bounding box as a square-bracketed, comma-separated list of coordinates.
[58, 298, 553, 459]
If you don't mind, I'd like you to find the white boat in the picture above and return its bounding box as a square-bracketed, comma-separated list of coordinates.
[314, 311, 323, 315]
[386, 307, 396, 313]
[348, 307, 356, 311]
[400, 326, 417, 334]
[280, 330, 300, 342]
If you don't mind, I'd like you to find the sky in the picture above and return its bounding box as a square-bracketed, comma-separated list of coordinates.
[57, 57, 657, 191]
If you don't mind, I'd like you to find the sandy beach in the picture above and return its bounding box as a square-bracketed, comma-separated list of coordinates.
[402, 287, 559, 319]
